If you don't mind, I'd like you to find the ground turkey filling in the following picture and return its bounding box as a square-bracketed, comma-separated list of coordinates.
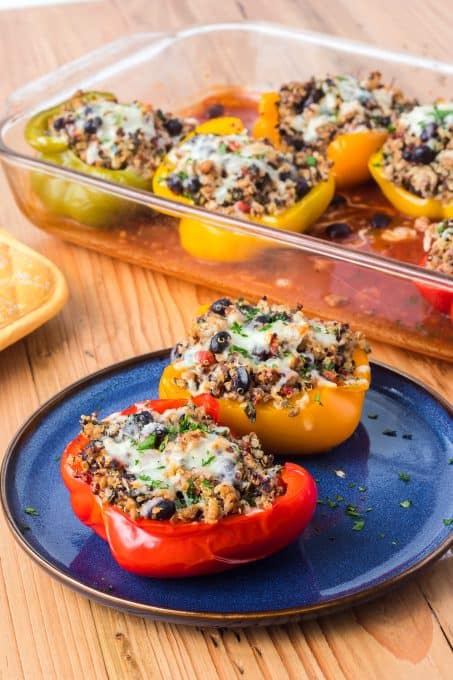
[423, 219, 453, 275]
[380, 103, 453, 202]
[277, 72, 414, 152]
[69, 402, 284, 523]
[48, 91, 195, 178]
[163, 133, 330, 217]
[171, 298, 370, 420]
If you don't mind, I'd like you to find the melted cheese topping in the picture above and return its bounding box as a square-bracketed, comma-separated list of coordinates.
[101, 408, 239, 500]
[401, 103, 453, 138]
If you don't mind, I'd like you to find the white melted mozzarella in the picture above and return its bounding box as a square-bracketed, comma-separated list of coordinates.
[72, 100, 159, 163]
[401, 103, 453, 138]
[168, 134, 293, 204]
[102, 417, 239, 494]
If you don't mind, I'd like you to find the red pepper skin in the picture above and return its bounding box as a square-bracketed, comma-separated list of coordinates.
[61, 397, 317, 578]
[415, 256, 453, 317]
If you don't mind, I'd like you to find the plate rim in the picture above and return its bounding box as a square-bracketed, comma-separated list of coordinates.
[1, 349, 452, 625]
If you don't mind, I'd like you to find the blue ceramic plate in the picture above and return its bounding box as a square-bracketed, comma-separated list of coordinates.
[1, 351, 452, 626]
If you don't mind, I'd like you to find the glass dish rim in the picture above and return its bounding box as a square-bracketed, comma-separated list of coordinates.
[0, 20, 452, 292]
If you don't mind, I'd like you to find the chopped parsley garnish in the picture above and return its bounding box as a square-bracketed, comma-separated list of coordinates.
[345, 505, 361, 518]
[402, 434, 413, 440]
[367, 413, 379, 420]
[306, 155, 317, 167]
[201, 479, 214, 489]
[382, 429, 397, 437]
[449, 458, 453, 465]
[432, 105, 453, 123]
[231, 321, 248, 337]
[443, 519, 453, 526]
[54, 455, 61, 462]
[20, 525, 31, 532]
[314, 393, 323, 406]
[179, 416, 208, 434]
[241, 305, 259, 320]
[398, 472, 411, 482]
[358, 486, 367, 492]
[348, 482, 356, 489]
[187, 479, 201, 504]
[201, 454, 216, 466]
[137, 434, 156, 451]
[352, 520, 365, 531]
[229, 345, 250, 358]
[178, 171, 189, 180]
[218, 142, 227, 154]
[327, 499, 338, 509]
[316, 499, 325, 505]
[259, 323, 273, 331]
[24, 507, 39, 516]
[391, 539, 398, 546]
[399, 500, 412, 508]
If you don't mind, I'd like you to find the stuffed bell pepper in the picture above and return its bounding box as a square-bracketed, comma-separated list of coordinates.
[369, 103, 453, 219]
[25, 90, 195, 228]
[253, 72, 414, 188]
[61, 395, 317, 577]
[159, 297, 371, 454]
[415, 219, 453, 320]
[152, 117, 334, 262]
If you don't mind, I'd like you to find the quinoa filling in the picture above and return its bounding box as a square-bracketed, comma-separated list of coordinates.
[423, 219, 453, 275]
[380, 104, 453, 202]
[277, 72, 414, 152]
[163, 133, 329, 217]
[48, 91, 195, 178]
[69, 402, 284, 524]
[171, 297, 370, 419]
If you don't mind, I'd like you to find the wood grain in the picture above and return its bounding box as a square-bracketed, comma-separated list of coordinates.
[0, 1, 452, 679]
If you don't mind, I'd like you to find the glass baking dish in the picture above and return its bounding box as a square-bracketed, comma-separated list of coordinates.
[0, 22, 452, 360]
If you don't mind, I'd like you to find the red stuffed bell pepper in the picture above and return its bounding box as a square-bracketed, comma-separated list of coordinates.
[61, 395, 317, 578]
[415, 220, 453, 322]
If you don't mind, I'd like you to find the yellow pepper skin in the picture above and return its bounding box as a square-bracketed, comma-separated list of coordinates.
[369, 152, 453, 219]
[159, 349, 370, 455]
[25, 91, 152, 228]
[253, 91, 388, 188]
[153, 116, 334, 262]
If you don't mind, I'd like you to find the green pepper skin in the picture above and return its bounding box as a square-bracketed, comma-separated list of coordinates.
[26, 91, 152, 229]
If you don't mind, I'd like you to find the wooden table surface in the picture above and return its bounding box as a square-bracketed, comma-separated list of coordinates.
[0, 1, 452, 678]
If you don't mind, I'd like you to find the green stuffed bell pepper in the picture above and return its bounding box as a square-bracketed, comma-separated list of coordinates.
[25, 91, 194, 229]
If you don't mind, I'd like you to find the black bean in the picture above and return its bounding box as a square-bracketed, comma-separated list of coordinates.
[325, 222, 352, 240]
[295, 177, 310, 199]
[402, 148, 413, 161]
[206, 103, 225, 119]
[304, 88, 323, 108]
[289, 137, 305, 151]
[164, 118, 183, 136]
[375, 115, 391, 128]
[170, 342, 184, 362]
[186, 176, 201, 194]
[255, 313, 270, 323]
[166, 173, 184, 194]
[53, 117, 66, 131]
[210, 331, 231, 354]
[132, 411, 154, 427]
[152, 424, 169, 447]
[232, 367, 250, 394]
[147, 499, 176, 520]
[255, 349, 272, 361]
[278, 170, 291, 181]
[83, 117, 102, 134]
[210, 298, 231, 316]
[231, 187, 244, 201]
[420, 123, 437, 142]
[370, 213, 391, 228]
[410, 145, 436, 164]
[329, 193, 347, 208]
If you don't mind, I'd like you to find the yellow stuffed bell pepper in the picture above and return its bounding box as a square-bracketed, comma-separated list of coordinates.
[159, 349, 369, 455]
[253, 91, 387, 189]
[369, 152, 453, 220]
[152, 116, 334, 262]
